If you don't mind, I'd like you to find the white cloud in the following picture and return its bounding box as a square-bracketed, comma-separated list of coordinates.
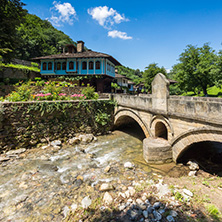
[108, 30, 132, 40]
[49, 1, 77, 27]
[166, 68, 171, 73]
[87, 6, 128, 29]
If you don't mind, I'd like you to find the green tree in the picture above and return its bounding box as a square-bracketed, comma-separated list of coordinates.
[171, 43, 217, 95]
[0, 0, 27, 62]
[211, 50, 222, 89]
[15, 14, 75, 60]
[117, 66, 143, 84]
[143, 63, 167, 92]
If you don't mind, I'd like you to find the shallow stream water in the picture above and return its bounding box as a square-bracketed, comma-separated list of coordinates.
[0, 129, 183, 221]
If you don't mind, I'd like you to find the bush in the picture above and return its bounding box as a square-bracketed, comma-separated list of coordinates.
[206, 204, 221, 220]
[42, 81, 62, 95]
[81, 85, 99, 100]
[5, 81, 33, 101]
[34, 77, 42, 81]
[169, 84, 184, 95]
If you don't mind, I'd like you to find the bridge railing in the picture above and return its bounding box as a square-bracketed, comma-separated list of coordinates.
[113, 93, 222, 125]
[168, 95, 222, 124]
[112, 94, 152, 110]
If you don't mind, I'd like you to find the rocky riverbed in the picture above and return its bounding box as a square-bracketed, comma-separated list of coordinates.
[0, 131, 222, 222]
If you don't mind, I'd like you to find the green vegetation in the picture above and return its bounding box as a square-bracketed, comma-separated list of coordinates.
[4, 81, 33, 102]
[206, 204, 221, 220]
[176, 85, 222, 97]
[81, 85, 99, 100]
[111, 82, 121, 91]
[15, 13, 75, 60]
[0, 1, 75, 62]
[0, 0, 27, 62]
[174, 191, 184, 202]
[143, 63, 167, 93]
[0, 62, 40, 72]
[117, 66, 143, 84]
[1, 80, 99, 102]
[95, 111, 111, 126]
[170, 43, 218, 96]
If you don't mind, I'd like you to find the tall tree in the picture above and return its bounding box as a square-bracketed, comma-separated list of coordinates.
[143, 63, 167, 92]
[0, 0, 27, 61]
[15, 14, 75, 60]
[211, 50, 222, 88]
[171, 43, 217, 95]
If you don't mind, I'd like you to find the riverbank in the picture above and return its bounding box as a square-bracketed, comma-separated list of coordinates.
[0, 131, 221, 221]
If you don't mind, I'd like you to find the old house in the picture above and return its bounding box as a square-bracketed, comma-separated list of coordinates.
[33, 41, 121, 92]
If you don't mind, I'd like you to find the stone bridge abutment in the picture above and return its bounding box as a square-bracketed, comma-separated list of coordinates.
[113, 73, 222, 164]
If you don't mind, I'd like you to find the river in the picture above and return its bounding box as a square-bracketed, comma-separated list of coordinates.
[0, 128, 182, 221]
[1, 125, 222, 221]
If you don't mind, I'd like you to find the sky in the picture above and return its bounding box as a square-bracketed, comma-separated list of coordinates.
[24, 0, 222, 72]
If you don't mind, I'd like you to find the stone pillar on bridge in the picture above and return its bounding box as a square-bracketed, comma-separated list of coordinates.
[143, 73, 172, 164]
[152, 73, 170, 112]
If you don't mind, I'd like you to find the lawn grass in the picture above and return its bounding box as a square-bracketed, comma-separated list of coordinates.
[181, 86, 222, 97]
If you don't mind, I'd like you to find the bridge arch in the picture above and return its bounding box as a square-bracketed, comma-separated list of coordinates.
[149, 115, 174, 140]
[114, 108, 150, 138]
[171, 128, 222, 162]
[155, 122, 168, 140]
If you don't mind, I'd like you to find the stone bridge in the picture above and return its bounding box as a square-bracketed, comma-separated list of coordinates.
[112, 74, 222, 164]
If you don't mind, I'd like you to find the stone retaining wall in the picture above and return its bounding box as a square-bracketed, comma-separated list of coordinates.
[0, 67, 40, 80]
[0, 100, 114, 153]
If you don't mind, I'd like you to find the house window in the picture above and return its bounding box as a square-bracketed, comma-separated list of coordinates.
[107, 63, 110, 71]
[48, 62, 52, 70]
[42, 62, 47, 70]
[57, 62, 61, 70]
[96, 61, 100, 70]
[89, 61, 93, 70]
[69, 61, 74, 70]
[82, 61, 87, 70]
[62, 62, 66, 70]
[77, 62, 79, 70]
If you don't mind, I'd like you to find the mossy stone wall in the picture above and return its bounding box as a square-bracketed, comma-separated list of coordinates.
[0, 100, 114, 153]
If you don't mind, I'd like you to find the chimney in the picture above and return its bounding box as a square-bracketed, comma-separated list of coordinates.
[77, 41, 84, 53]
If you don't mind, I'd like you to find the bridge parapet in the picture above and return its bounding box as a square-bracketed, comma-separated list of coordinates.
[112, 94, 152, 110]
[112, 93, 222, 125]
[168, 96, 222, 125]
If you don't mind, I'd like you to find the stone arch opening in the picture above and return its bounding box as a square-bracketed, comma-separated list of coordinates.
[114, 109, 150, 140]
[155, 122, 168, 140]
[177, 141, 222, 176]
[114, 115, 146, 141]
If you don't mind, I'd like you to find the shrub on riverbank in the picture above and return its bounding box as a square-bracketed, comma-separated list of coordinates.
[0, 81, 98, 102]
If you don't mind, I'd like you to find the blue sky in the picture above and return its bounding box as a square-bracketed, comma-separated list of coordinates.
[24, 0, 222, 71]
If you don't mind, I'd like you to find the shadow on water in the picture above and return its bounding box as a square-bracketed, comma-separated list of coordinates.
[178, 141, 222, 177]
